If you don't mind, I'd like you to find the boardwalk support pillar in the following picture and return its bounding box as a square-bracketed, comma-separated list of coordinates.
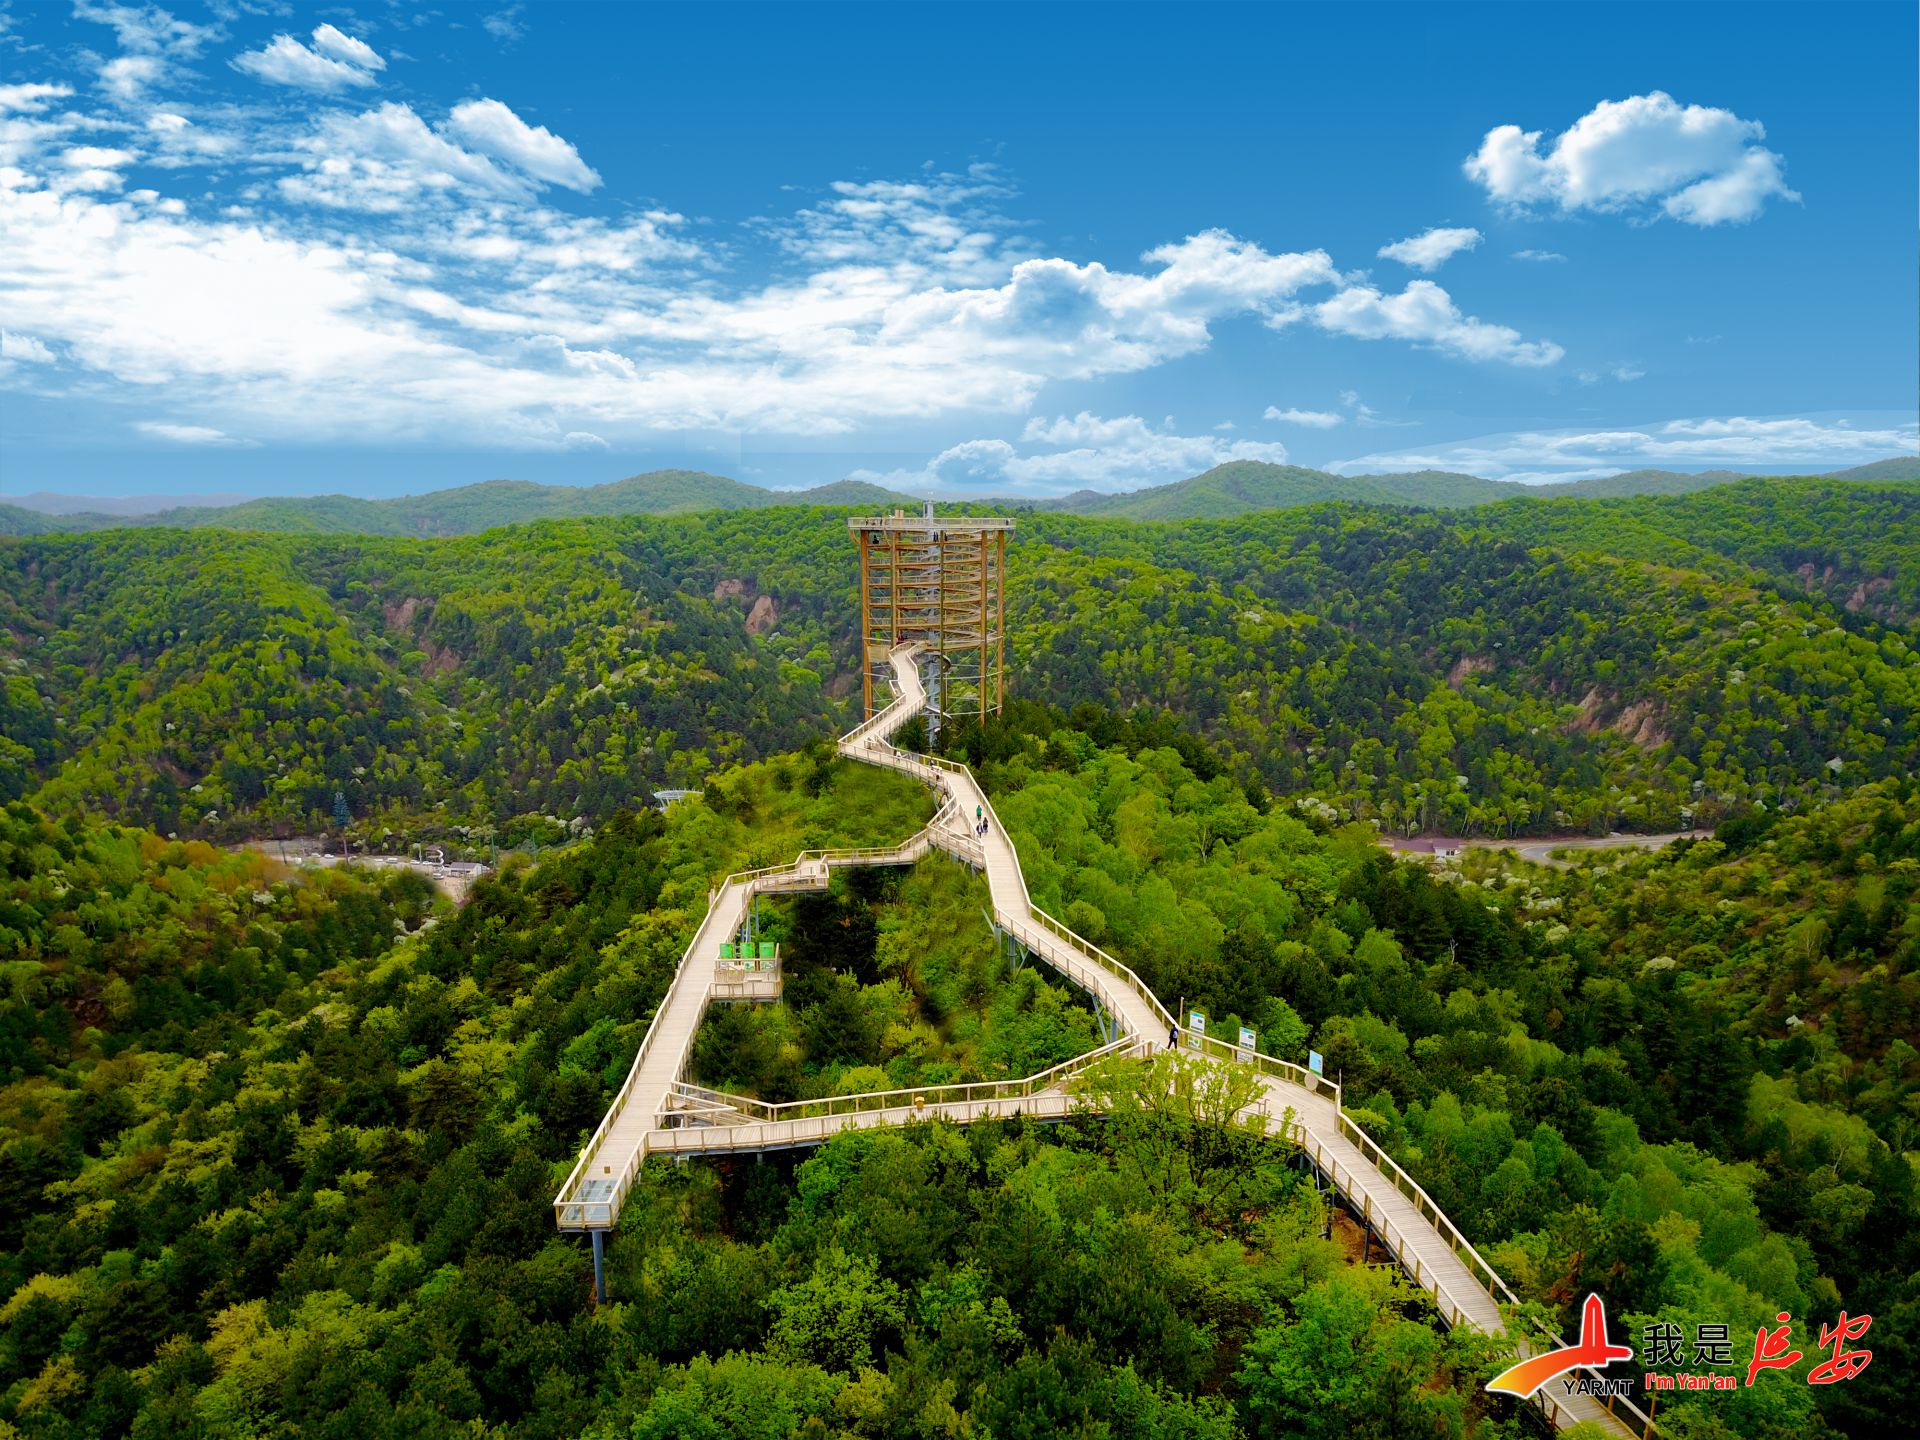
[590, 1230, 607, 1305]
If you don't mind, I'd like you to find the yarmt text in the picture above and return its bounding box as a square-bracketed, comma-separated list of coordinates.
[1561, 1378, 1637, 1398]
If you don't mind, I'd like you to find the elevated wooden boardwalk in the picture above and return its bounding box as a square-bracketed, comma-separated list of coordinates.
[553, 645, 1649, 1437]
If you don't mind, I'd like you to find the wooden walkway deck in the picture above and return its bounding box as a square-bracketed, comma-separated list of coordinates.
[552, 645, 1648, 1437]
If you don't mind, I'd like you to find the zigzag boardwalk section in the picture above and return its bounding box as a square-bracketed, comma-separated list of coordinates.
[554, 645, 1648, 1437]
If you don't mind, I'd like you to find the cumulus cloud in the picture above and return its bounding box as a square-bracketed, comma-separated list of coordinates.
[99, 55, 164, 101]
[50, 144, 135, 192]
[1465, 92, 1799, 226]
[0, 83, 75, 115]
[1310, 280, 1563, 366]
[234, 27, 385, 94]
[73, 2, 216, 101]
[858, 412, 1290, 494]
[0, 47, 1565, 453]
[773, 170, 1019, 284]
[281, 102, 530, 209]
[1377, 226, 1481, 272]
[1332, 414, 1918, 484]
[135, 421, 255, 445]
[278, 101, 608, 210]
[445, 99, 599, 192]
[74, 1, 214, 57]
[1265, 406, 1343, 427]
[310, 24, 386, 73]
[2, 331, 56, 363]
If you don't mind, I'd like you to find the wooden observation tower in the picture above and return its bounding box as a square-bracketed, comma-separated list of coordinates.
[849, 507, 1013, 741]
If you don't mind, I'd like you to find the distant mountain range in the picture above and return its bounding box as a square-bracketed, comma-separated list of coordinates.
[0, 472, 915, 537]
[4, 456, 1914, 536]
[10, 489, 252, 516]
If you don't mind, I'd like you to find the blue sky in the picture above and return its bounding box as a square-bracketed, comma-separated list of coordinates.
[0, 0, 1914, 500]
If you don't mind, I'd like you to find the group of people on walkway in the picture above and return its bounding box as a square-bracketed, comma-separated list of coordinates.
[973, 803, 989, 838]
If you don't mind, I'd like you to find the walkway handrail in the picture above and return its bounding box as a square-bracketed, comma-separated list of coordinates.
[668, 1035, 1140, 1124]
[1334, 1109, 1522, 1309]
[844, 655, 1343, 1107]
[555, 802, 954, 1226]
[1288, 1121, 1653, 1438]
[552, 642, 1648, 1437]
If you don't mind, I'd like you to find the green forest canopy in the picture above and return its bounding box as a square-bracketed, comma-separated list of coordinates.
[0, 475, 1914, 1437]
[2, 710, 1912, 1437]
[2, 478, 1914, 847]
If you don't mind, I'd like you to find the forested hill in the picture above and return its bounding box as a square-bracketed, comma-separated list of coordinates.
[1033, 462, 1520, 516]
[8, 457, 1914, 536]
[1, 482, 1916, 1440]
[1471, 479, 1920, 628]
[0, 471, 919, 538]
[2, 477, 1912, 845]
[1033, 459, 1916, 518]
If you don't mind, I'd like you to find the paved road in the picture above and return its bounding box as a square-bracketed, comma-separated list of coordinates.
[1386, 830, 1710, 867]
[237, 840, 491, 899]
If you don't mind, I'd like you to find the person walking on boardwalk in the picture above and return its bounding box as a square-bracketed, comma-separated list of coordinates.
[1168, 1021, 1179, 1052]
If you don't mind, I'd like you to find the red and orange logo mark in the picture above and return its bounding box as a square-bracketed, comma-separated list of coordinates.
[1487, 1293, 1633, 1398]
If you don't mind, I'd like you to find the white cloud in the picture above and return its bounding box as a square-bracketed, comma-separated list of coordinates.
[51, 145, 134, 192]
[61, 145, 135, 170]
[1333, 390, 1419, 429]
[1377, 226, 1481, 272]
[234, 29, 384, 94]
[1512, 248, 1565, 262]
[135, 420, 255, 445]
[0, 56, 1565, 452]
[74, 1, 217, 100]
[859, 411, 1292, 493]
[281, 102, 529, 209]
[1577, 362, 1647, 385]
[1265, 405, 1343, 427]
[310, 24, 386, 74]
[444, 99, 598, 192]
[73, 2, 214, 57]
[99, 54, 163, 102]
[0, 84, 75, 115]
[1332, 413, 1918, 484]
[1311, 280, 1563, 366]
[1465, 92, 1799, 226]
[1662, 147, 1795, 226]
[483, 7, 527, 44]
[773, 170, 1019, 285]
[2, 331, 56, 363]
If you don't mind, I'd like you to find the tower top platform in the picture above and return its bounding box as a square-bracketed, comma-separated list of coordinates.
[847, 511, 1016, 534]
